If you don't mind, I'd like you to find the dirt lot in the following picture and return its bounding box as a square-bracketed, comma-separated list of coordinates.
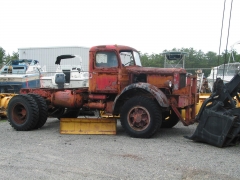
[0, 118, 240, 180]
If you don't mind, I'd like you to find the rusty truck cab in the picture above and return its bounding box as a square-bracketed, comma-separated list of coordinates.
[88, 45, 141, 94]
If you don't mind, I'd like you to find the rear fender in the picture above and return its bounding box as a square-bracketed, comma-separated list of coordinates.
[113, 83, 169, 114]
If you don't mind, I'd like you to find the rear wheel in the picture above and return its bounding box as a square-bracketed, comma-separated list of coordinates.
[120, 96, 162, 138]
[28, 94, 48, 129]
[7, 94, 39, 131]
[161, 110, 180, 128]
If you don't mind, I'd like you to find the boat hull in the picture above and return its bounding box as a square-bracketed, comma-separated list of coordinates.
[0, 74, 41, 93]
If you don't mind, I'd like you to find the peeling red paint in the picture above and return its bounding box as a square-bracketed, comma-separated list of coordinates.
[126, 66, 186, 75]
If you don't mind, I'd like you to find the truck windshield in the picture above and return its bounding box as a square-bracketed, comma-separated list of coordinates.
[133, 51, 142, 66]
[120, 51, 142, 67]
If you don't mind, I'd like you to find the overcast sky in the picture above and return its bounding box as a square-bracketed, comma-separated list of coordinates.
[1, 0, 240, 55]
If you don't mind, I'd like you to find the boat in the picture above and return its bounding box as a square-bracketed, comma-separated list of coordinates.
[207, 62, 240, 90]
[0, 59, 46, 93]
[207, 41, 240, 91]
[40, 55, 89, 89]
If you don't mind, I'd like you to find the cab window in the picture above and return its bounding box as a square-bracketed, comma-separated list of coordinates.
[95, 52, 118, 67]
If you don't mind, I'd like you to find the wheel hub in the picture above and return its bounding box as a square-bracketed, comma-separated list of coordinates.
[128, 106, 150, 131]
[12, 103, 27, 124]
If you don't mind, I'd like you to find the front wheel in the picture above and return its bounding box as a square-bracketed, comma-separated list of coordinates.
[120, 96, 162, 138]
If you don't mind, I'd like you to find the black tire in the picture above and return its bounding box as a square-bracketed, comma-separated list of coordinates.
[7, 94, 39, 131]
[161, 110, 179, 128]
[28, 94, 48, 129]
[120, 96, 162, 138]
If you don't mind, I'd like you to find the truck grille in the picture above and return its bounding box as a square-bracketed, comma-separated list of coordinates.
[179, 73, 186, 89]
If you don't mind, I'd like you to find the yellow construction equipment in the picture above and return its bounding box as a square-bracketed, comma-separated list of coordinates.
[0, 93, 16, 117]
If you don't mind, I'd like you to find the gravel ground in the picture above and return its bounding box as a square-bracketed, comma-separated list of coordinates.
[0, 118, 240, 180]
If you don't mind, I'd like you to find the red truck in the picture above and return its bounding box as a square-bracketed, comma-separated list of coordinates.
[7, 45, 197, 138]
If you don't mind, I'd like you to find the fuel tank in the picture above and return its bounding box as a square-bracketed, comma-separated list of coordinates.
[51, 90, 84, 108]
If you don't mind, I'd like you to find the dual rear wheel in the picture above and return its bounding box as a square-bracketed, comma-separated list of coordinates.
[7, 94, 48, 131]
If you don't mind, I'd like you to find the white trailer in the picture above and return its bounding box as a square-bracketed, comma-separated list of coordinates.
[18, 46, 90, 72]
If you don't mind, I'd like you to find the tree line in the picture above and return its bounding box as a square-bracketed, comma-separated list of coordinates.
[0, 47, 19, 67]
[1, 46, 239, 77]
[140, 48, 240, 77]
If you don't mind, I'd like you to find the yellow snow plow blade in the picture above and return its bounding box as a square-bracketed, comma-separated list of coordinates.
[60, 118, 117, 135]
[0, 93, 17, 117]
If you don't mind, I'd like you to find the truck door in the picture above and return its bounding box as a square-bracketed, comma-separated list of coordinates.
[89, 51, 119, 93]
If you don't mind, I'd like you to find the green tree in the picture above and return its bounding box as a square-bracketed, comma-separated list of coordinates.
[140, 47, 233, 77]
[141, 47, 239, 78]
[5, 51, 19, 64]
[140, 53, 164, 67]
[0, 47, 6, 66]
[229, 50, 240, 62]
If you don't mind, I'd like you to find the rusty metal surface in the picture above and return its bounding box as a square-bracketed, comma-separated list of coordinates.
[114, 82, 169, 108]
[51, 90, 84, 108]
[126, 66, 186, 75]
[20, 88, 88, 107]
[88, 45, 136, 94]
[20, 88, 88, 97]
[178, 96, 190, 107]
[147, 75, 173, 88]
[89, 71, 118, 93]
[127, 105, 150, 131]
[169, 97, 195, 126]
[95, 74, 118, 91]
[83, 102, 105, 109]
[89, 94, 106, 100]
[90, 45, 138, 53]
[173, 73, 180, 90]
[105, 101, 114, 113]
[118, 68, 129, 92]
[169, 75, 198, 126]
[170, 97, 187, 125]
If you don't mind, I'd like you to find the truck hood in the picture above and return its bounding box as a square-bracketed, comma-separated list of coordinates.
[125, 66, 186, 75]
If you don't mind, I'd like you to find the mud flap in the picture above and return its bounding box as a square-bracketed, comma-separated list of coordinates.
[186, 106, 240, 147]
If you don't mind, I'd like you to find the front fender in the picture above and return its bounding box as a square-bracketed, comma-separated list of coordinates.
[113, 83, 169, 114]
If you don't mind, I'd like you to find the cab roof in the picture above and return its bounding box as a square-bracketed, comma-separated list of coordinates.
[90, 45, 138, 52]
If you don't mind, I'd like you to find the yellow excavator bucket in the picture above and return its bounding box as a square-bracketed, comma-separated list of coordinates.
[186, 75, 240, 147]
[60, 118, 117, 135]
[196, 92, 240, 116]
